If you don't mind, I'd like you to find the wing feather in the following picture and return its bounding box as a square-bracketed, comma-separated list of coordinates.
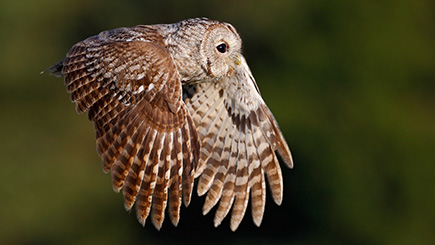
[180, 115, 195, 206]
[202, 113, 234, 215]
[123, 126, 154, 210]
[196, 102, 228, 194]
[183, 56, 292, 230]
[57, 27, 200, 229]
[167, 128, 183, 226]
[135, 128, 161, 225]
[150, 132, 170, 229]
[230, 123, 249, 231]
[247, 120, 266, 226]
[213, 123, 239, 227]
[110, 112, 145, 191]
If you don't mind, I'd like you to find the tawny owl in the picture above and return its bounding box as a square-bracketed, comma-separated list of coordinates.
[49, 17, 293, 231]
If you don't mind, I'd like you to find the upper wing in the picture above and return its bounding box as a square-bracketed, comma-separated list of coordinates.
[183, 56, 293, 231]
[58, 27, 200, 229]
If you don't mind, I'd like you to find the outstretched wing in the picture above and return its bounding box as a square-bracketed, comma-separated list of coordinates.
[183, 56, 293, 231]
[56, 27, 200, 229]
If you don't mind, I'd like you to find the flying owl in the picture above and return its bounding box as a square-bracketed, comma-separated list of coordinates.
[49, 17, 293, 231]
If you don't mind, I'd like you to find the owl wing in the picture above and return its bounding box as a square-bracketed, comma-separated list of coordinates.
[183, 56, 293, 231]
[57, 28, 200, 230]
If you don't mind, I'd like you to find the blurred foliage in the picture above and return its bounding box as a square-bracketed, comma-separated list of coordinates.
[1, 0, 434, 244]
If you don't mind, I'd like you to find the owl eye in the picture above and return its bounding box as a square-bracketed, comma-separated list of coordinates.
[216, 43, 227, 53]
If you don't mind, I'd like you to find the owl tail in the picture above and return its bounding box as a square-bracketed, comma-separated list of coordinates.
[42, 59, 64, 77]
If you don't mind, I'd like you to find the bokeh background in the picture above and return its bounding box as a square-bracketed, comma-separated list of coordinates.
[1, 0, 434, 244]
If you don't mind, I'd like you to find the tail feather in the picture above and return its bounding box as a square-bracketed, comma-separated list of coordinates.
[43, 60, 64, 77]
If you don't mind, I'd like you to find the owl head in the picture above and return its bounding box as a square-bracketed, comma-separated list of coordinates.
[198, 22, 242, 79]
[164, 18, 243, 83]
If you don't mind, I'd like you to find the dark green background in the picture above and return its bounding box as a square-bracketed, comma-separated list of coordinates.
[1, 0, 434, 244]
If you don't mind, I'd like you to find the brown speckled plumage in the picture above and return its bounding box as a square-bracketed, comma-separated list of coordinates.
[51, 17, 293, 231]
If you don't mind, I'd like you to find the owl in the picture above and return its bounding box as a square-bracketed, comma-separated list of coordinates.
[49, 17, 293, 231]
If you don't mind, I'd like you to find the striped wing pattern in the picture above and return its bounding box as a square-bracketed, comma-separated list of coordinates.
[183, 57, 293, 231]
[59, 28, 200, 229]
[54, 26, 292, 231]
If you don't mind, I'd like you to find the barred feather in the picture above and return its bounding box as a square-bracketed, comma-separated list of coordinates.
[202, 114, 234, 215]
[53, 18, 292, 232]
[213, 124, 239, 227]
[58, 28, 200, 230]
[167, 129, 183, 226]
[247, 121, 266, 226]
[183, 56, 293, 230]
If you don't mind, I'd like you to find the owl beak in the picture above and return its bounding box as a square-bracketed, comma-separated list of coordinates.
[233, 55, 242, 66]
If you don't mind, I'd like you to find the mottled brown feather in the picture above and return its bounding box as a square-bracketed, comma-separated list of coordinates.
[59, 28, 200, 229]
